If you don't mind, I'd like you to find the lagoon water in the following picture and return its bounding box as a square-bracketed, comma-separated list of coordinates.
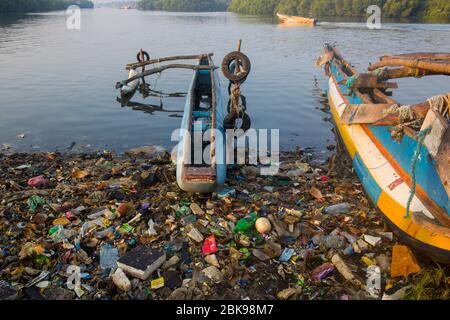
[0, 8, 449, 154]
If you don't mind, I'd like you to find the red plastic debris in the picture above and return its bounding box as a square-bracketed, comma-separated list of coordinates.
[202, 235, 218, 255]
[27, 175, 48, 187]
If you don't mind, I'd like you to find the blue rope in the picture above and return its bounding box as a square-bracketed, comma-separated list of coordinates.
[404, 126, 432, 219]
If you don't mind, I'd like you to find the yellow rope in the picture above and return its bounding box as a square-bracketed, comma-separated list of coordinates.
[383, 104, 414, 122]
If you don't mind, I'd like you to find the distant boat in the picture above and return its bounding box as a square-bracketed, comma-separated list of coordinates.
[277, 13, 317, 25]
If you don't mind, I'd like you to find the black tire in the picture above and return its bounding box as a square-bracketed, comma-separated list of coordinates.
[222, 51, 251, 83]
[137, 51, 150, 62]
[223, 111, 251, 132]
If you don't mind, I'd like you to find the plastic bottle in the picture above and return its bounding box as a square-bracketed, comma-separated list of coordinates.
[323, 202, 350, 215]
[233, 212, 258, 233]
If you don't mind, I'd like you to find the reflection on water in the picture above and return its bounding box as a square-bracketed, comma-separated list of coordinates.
[0, 9, 449, 154]
[117, 97, 183, 117]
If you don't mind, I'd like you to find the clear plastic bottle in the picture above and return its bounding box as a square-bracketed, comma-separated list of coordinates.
[323, 202, 350, 215]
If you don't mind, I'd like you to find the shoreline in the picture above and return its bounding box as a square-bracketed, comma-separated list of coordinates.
[0, 147, 447, 300]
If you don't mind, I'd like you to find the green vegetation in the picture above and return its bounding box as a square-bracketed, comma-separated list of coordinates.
[404, 266, 449, 300]
[228, 0, 280, 15]
[0, 0, 94, 13]
[228, 0, 450, 22]
[137, 0, 230, 12]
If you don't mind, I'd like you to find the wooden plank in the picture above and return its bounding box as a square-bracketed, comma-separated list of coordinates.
[372, 89, 396, 104]
[350, 73, 398, 89]
[183, 166, 216, 181]
[341, 104, 392, 124]
[373, 101, 430, 126]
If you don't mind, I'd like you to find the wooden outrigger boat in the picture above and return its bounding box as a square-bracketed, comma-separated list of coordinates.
[317, 45, 450, 262]
[277, 13, 317, 26]
[116, 43, 252, 193]
[176, 54, 227, 193]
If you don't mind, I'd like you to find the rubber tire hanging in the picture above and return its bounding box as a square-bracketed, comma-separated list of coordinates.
[222, 51, 251, 83]
[137, 51, 150, 63]
[223, 111, 251, 132]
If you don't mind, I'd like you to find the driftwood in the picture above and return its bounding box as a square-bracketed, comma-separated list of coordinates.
[368, 57, 450, 75]
[116, 64, 216, 88]
[126, 54, 213, 70]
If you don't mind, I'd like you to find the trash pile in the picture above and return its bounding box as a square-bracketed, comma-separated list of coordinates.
[0, 147, 447, 300]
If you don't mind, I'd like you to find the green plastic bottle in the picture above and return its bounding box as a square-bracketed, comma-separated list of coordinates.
[233, 212, 258, 233]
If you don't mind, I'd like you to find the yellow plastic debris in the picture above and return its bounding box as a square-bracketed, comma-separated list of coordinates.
[52, 217, 71, 226]
[390, 245, 421, 278]
[361, 256, 376, 266]
[151, 277, 165, 290]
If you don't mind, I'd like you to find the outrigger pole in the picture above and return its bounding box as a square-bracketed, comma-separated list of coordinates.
[115, 53, 216, 89]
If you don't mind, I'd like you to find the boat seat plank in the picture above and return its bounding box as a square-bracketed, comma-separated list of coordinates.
[183, 166, 216, 182]
[341, 104, 392, 124]
[351, 74, 398, 90]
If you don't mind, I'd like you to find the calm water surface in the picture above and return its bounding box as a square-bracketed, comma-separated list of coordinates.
[1, 9, 449, 154]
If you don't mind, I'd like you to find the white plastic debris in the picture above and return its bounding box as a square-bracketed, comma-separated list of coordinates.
[366, 265, 381, 298]
[112, 268, 131, 291]
[364, 234, 382, 246]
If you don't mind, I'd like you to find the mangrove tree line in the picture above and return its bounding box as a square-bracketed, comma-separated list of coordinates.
[137, 0, 230, 12]
[228, 0, 449, 22]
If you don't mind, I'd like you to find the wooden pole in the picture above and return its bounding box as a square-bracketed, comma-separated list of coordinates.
[380, 67, 446, 79]
[381, 53, 450, 61]
[126, 53, 213, 70]
[235, 39, 242, 73]
[368, 57, 450, 74]
[236, 39, 242, 52]
[117, 64, 216, 88]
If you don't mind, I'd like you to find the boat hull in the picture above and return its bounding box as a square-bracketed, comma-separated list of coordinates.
[326, 59, 450, 262]
[277, 13, 316, 25]
[176, 59, 226, 193]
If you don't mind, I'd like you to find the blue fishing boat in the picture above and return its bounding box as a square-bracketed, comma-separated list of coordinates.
[176, 54, 227, 193]
[317, 45, 450, 262]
